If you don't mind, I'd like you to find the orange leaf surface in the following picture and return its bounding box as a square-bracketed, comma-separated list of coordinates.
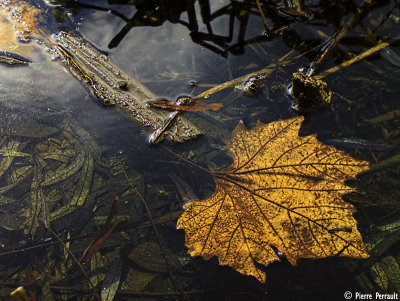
[177, 116, 370, 282]
[0, 0, 42, 60]
[0, 0, 41, 41]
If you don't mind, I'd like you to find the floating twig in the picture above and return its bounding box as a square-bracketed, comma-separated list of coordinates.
[81, 195, 121, 263]
[316, 41, 391, 79]
[194, 50, 294, 99]
[255, 0, 270, 35]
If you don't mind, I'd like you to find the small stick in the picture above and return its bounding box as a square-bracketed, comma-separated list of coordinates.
[316, 41, 390, 79]
[255, 0, 270, 34]
[40, 190, 101, 301]
[147, 111, 179, 144]
[307, 0, 375, 76]
[194, 70, 271, 99]
[122, 169, 182, 295]
[189, 40, 335, 100]
[367, 109, 400, 124]
[162, 146, 213, 175]
[148, 97, 195, 144]
[0, 212, 182, 257]
[331, 91, 353, 104]
[46, 227, 101, 301]
[194, 42, 331, 100]
[0, 135, 7, 148]
[366, 154, 400, 173]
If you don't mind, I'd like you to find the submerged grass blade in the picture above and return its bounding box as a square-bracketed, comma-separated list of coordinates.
[41, 150, 85, 186]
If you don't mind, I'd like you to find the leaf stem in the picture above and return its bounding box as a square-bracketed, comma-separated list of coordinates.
[161, 146, 214, 176]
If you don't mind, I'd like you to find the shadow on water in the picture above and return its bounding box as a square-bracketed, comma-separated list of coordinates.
[0, 0, 400, 300]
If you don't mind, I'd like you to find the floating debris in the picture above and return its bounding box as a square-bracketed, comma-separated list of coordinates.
[147, 98, 223, 112]
[127, 242, 182, 273]
[101, 257, 122, 301]
[235, 75, 266, 97]
[291, 72, 329, 109]
[48, 31, 202, 143]
[0, 109, 117, 237]
[147, 96, 198, 144]
[0, 51, 31, 65]
[279, 0, 310, 18]
[1, 0, 201, 144]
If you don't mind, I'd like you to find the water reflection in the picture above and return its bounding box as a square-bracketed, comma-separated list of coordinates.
[52, 0, 297, 56]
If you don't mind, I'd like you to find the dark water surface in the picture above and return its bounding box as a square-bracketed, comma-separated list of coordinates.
[0, 0, 400, 300]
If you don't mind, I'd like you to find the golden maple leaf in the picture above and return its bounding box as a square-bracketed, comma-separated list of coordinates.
[177, 116, 370, 282]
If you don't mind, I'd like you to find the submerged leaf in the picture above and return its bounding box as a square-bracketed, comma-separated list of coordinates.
[0, 140, 20, 177]
[371, 255, 400, 292]
[177, 116, 369, 282]
[101, 257, 122, 301]
[25, 265, 37, 301]
[41, 150, 85, 186]
[121, 268, 156, 292]
[84, 196, 121, 263]
[127, 242, 181, 273]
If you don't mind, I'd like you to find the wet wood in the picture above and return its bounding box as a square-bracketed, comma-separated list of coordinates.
[48, 32, 201, 143]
